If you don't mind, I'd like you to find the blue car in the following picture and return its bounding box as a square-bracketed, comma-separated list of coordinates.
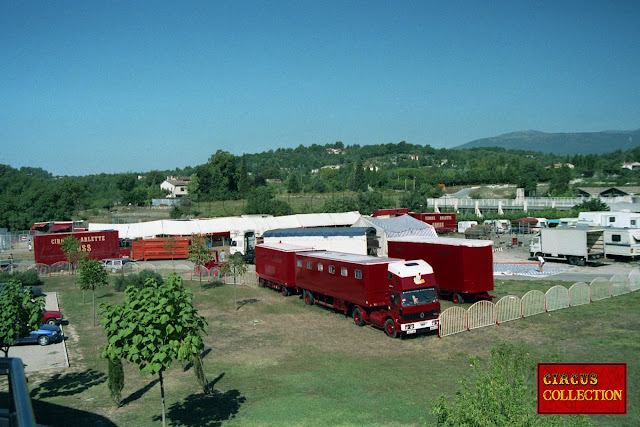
[14, 324, 63, 346]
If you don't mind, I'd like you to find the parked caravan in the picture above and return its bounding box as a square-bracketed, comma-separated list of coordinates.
[457, 221, 478, 233]
[604, 228, 640, 259]
[482, 219, 511, 234]
[577, 211, 640, 228]
[263, 227, 379, 256]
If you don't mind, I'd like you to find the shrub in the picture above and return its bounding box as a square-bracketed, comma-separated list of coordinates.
[0, 270, 43, 287]
[113, 269, 164, 292]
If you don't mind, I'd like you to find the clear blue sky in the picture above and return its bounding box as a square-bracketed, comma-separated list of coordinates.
[1, 1, 639, 176]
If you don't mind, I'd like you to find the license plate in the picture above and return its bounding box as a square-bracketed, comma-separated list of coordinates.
[429, 325, 438, 330]
[406, 329, 417, 334]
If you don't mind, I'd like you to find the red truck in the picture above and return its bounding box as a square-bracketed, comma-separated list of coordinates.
[388, 236, 495, 304]
[410, 212, 457, 233]
[33, 230, 121, 265]
[255, 243, 440, 338]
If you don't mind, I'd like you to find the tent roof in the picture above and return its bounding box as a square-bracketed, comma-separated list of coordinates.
[354, 214, 437, 238]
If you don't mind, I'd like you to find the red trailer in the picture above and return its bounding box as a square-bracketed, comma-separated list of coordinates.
[388, 236, 494, 304]
[410, 213, 457, 233]
[131, 237, 190, 261]
[255, 243, 314, 296]
[33, 230, 121, 265]
[372, 208, 409, 217]
[295, 251, 440, 338]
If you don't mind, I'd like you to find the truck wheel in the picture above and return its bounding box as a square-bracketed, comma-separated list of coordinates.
[384, 319, 398, 338]
[352, 307, 365, 326]
[37, 335, 50, 346]
[304, 290, 315, 305]
[577, 258, 586, 266]
[281, 285, 290, 297]
[452, 293, 464, 304]
[46, 318, 57, 325]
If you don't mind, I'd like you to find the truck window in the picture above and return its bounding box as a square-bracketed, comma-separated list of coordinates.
[401, 288, 438, 307]
[355, 269, 362, 279]
[328, 265, 335, 274]
[318, 263, 323, 272]
[341, 267, 348, 277]
[390, 293, 400, 306]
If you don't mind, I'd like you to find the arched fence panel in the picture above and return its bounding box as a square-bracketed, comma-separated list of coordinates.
[50, 261, 71, 275]
[224, 272, 258, 286]
[496, 296, 521, 324]
[610, 273, 630, 296]
[545, 285, 569, 312]
[134, 262, 157, 273]
[438, 306, 467, 338]
[568, 282, 590, 306]
[172, 265, 193, 280]
[467, 301, 496, 330]
[630, 269, 640, 292]
[123, 262, 139, 275]
[521, 290, 545, 318]
[30, 263, 50, 276]
[590, 277, 611, 301]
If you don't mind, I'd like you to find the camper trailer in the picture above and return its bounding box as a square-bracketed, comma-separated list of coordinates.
[604, 228, 640, 259]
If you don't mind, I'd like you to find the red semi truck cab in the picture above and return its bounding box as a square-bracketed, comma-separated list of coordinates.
[295, 251, 440, 338]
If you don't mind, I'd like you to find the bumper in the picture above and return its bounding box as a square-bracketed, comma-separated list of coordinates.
[400, 318, 438, 333]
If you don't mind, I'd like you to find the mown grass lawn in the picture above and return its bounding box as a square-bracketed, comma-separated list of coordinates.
[22, 275, 640, 426]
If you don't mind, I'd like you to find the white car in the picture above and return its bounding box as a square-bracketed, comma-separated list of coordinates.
[102, 258, 132, 273]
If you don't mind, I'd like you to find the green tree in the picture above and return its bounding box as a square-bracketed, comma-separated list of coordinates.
[188, 234, 213, 291]
[100, 274, 208, 427]
[571, 197, 610, 213]
[353, 160, 367, 192]
[287, 170, 302, 194]
[0, 281, 45, 357]
[237, 156, 251, 197]
[163, 236, 179, 269]
[107, 356, 125, 406]
[222, 253, 248, 310]
[433, 342, 590, 427]
[60, 236, 84, 280]
[78, 259, 109, 325]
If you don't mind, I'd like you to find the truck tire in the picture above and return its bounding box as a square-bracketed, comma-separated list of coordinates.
[384, 319, 398, 338]
[304, 290, 315, 305]
[281, 285, 290, 297]
[568, 256, 577, 265]
[577, 258, 586, 266]
[452, 293, 464, 305]
[352, 307, 365, 326]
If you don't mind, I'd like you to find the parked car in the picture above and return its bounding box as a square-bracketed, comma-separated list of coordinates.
[102, 258, 132, 273]
[13, 324, 63, 346]
[42, 309, 63, 325]
[0, 283, 44, 298]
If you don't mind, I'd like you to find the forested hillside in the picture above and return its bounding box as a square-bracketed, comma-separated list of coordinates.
[1, 142, 639, 231]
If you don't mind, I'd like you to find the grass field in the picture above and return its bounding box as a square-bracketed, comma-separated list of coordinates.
[19, 275, 640, 426]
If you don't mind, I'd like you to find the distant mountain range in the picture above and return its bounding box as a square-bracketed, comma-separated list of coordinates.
[454, 129, 640, 155]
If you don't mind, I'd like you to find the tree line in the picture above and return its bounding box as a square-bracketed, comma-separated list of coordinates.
[1, 142, 638, 230]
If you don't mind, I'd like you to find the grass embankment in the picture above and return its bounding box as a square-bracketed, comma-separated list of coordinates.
[24, 276, 640, 426]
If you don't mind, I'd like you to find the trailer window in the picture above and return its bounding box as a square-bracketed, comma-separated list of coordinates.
[341, 267, 348, 277]
[307, 261, 313, 269]
[318, 263, 323, 272]
[612, 234, 621, 242]
[297, 260, 302, 268]
[609, 217, 616, 223]
[355, 269, 362, 279]
[328, 265, 335, 274]
[632, 220, 637, 226]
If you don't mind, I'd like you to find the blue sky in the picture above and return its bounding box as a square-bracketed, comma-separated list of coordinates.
[1, 1, 639, 176]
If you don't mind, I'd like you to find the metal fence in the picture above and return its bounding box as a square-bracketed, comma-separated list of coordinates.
[437, 269, 640, 338]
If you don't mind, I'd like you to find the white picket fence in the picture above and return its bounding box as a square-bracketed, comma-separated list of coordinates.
[439, 268, 640, 338]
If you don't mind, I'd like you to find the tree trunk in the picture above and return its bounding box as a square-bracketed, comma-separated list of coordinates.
[159, 370, 166, 427]
[92, 289, 96, 326]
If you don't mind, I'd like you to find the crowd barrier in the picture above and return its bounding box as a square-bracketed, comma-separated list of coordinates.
[438, 268, 640, 338]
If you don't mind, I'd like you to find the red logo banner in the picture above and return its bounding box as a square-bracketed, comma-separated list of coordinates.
[537, 363, 627, 414]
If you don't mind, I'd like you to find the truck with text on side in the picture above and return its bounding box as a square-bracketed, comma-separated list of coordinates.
[294, 251, 440, 338]
[410, 212, 457, 234]
[529, 227, 605, 266]
[255, 243, 315, 296]
[33, 230, 122, 265]
[388, 236, 495, 304]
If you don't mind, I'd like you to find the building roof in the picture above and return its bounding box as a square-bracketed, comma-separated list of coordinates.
[577, 187, 640, 197]
[263, 227, 375, 238]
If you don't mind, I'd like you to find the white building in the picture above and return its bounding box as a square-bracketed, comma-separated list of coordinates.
[160, 177, 190, 198]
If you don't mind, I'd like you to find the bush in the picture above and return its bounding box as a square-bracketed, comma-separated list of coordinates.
[0, 270, 43, 287]
[114, 269, 164, 292]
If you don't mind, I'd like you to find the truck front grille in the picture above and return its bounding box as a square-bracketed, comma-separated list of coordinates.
[403, 310, 438, 321]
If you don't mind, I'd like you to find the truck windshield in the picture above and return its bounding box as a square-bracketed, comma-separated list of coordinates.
[401, 288, 437, 307]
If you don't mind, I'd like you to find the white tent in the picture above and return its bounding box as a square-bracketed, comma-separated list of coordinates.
[89, 211, 362, 240]
[352, 214, 437, 257]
